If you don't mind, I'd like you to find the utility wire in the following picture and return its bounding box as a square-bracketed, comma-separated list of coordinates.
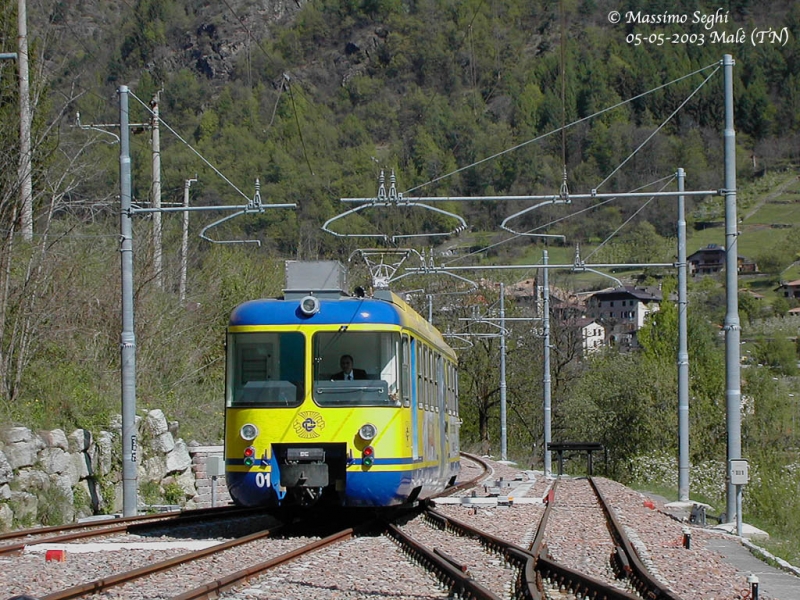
[287, 80, 314, 176]
[221, 0, 316, 172]
[128, 90, 251, 202]
[442, 174, 675, 267]
[408, 0, 488, 152]
[595, 65, 720, 191]
[440, 63, 720, 265]
[583, 175, 677, 262]
[404, 60, 721, 195]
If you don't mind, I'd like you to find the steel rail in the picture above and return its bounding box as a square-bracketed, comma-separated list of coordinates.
[519, 481, 559, 600]
[425, 507, 540, 599]
[0, 506, 261, 556]
[440, 452, 492, 495]
[386, 521, 503, 600]
[535, 553, 642, 600]
[172, 527, 361, 600]
[526, 477, 686, 600]
[590, 477, 684, 600]
[0, 504, 244, 543]
[434, 478, 634, 600]
[36, 523, 287, 600]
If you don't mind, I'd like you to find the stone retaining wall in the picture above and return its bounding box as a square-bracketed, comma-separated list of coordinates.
[0, 410, 231, 531]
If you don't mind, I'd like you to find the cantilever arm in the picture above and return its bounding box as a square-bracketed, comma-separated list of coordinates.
[499, 197, 569, 239]
[199, 210, 261, 246]
[323, 200, 467, 241]
[322, 203, 390, 241]
[390, 268, 477, 289]
[198, 178, 295, 246]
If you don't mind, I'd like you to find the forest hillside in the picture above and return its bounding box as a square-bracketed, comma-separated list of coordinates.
[6, 0, 799, 259]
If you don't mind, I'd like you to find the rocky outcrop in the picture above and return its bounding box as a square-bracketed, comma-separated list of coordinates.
[0, 409, 230, 532]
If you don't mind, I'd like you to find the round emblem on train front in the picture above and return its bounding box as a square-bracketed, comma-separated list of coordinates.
[293, 411, 325, 439]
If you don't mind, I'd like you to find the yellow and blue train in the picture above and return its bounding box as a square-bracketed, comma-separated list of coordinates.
[223, 277, 460, 508]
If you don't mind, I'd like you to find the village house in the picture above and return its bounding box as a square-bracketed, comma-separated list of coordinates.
[572, 316, 606, 354]
[776, 279, 800, 299]
[586, 286, 662, 348]
[687, 243, 758, 275]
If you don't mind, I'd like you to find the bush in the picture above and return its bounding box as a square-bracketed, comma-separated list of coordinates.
[36, 485, 71, 527]
[163, 481, 185, 506]
[139, 480, 162, 507]
[627, 451, 726, 505]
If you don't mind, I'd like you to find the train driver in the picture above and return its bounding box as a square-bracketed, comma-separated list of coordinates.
[331, 354, 368, 381]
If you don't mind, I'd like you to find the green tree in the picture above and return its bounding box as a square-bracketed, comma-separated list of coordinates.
[562, 351, 675, 478]
[771, 297, 790, 318]
[753, 337, 798, 375]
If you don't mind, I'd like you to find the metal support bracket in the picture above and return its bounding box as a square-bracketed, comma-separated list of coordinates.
[323, 170, 468, 242]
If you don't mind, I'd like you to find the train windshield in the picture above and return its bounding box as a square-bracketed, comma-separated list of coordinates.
[312, 331, 401, 407]
[226, 331, 305, 408]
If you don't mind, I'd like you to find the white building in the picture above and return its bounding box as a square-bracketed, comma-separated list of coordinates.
[586, 286, 662, 347]
[572, 317, 606, 354]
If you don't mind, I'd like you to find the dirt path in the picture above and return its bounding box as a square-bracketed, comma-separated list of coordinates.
[742, 172, 800, 221]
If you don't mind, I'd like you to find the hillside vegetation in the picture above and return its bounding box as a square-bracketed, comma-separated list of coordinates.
[11, 0, 800, 254]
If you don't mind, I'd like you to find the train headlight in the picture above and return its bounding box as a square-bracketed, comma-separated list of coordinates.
[362, 445, 374, 468]
[299, 295, 320, 316]
[240, 423, 258, 441]
[243, 446, 255, 467]
[358, 423, 378, 441]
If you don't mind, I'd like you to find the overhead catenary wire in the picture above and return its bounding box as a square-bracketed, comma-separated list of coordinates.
[286, 77, 314, 176]
[403, 60, 721, 196]
[48, 0, 311, 182]
[220, 0, 316, 171]
[583, 175, 677, 263]
[128, 90, 252, 203]
[442, 174, 678, 268]
[531, 67, 719, 265]
[441, 64, 721, 265]
[594, 65, 720, 192]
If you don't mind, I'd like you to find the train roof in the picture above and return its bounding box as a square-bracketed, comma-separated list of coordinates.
[229, 291, 455, 357]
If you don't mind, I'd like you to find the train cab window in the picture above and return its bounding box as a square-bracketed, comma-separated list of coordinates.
[226, 332, 305, 407]
[312, 331, 401, 407]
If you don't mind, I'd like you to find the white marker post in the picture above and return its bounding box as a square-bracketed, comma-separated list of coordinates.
[729, 459, 749, 537]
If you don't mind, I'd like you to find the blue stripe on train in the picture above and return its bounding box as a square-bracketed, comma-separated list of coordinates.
[226, 464, 453, 507]
[226, 457, 420, 467]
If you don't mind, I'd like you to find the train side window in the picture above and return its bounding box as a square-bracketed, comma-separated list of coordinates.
[427, 348, 434, 411]
[379, 334, 400, 405]
[450, 362, 457, 414]
[416, 344, 424, 411]
[401, 335, 411, 407]
[446, 363, 452, 414]
[425, 346, 432, 410]
[434, 354, 441, 414]
[454, 362, 460, 417]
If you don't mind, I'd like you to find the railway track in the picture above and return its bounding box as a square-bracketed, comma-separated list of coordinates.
[0, 505, 264, 557]
[0, 457, 751, 599]
[531, 477, 681, 599]
[0, 455, 487, 599]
